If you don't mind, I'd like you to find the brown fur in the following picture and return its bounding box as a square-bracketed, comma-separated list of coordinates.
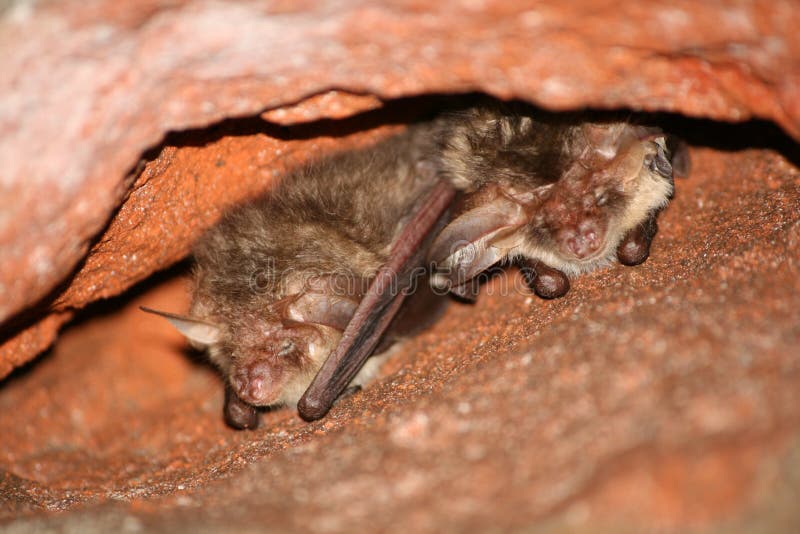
[179, 103, 679, 419]
[433, 105, 676, 278]
[189, 122, 443, 407]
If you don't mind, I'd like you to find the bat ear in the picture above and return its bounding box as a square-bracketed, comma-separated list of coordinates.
[278, 292, 358, 332]
[632, 128, 690, 178]
[582, 123, 630, 158]
[667, 136, 691, 178]
[631, 125, 664, 142]
[139, 306, 222, 346]
[428, 193, 529, 291]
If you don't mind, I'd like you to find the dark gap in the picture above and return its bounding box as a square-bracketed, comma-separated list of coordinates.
[140, 92, 799, 169]
[642, 112, 800, 167]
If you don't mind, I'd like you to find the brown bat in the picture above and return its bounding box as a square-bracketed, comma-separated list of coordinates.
[143, 122, 454, 428]
[144, 103, 688, 426]
[299, 105, 688, 420]
[425, 105, 689, 300]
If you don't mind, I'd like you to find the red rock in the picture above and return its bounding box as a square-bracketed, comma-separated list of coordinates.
[0, 147, 798, 530]
[1, 0, 799, 375]
[1, 0, 799, 529]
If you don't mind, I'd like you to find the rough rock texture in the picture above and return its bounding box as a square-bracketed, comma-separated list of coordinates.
[2, 0, 800, 376]
[1, 143, 799, 531]
[1, 0, 800, 530]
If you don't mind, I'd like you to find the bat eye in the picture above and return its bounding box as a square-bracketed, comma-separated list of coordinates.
[596, 192, 609, 206]
[277, 340, 295, 357]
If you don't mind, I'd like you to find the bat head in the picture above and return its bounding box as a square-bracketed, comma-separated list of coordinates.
[141, 305, 340, 407]
[429, 111, 677, 291]
[523, 123, 675, 272]
[212, 314, 326, 407]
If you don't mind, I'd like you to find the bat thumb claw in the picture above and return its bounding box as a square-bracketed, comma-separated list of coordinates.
[297, 394, 330, 422]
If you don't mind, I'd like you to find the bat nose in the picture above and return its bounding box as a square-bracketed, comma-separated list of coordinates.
[562, 222, 602, 259]
[232, 361, 274, 405]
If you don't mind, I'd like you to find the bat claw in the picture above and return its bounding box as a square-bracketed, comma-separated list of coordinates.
[617, 211, 659, 266]
[223, 386, 260, 430]
[617, 236, 651, 266]
[298, 394, 329, 422]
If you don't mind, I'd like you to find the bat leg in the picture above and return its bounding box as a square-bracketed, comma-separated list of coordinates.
[520, 259, 570, 299]
[617, 210, 660, 266]
[223, 384, 259, 430]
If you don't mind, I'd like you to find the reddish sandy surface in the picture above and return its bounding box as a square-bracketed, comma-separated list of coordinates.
[1, 141, 798, 531]
[3, 0, 800, 376]
[1, 1, 799, 530]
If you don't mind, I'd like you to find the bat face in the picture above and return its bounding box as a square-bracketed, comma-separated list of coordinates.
[192, 271, 369, 409]
[141, 301, 344, 408]
[519, 127, 674, 274]
[209, 318, 327, 407]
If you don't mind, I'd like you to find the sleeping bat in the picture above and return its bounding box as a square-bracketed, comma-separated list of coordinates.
[299, 105, 688, 420]
[143, 122, 454, 429]
[426, 106, 689, 300]
[144, 103, 688, 426]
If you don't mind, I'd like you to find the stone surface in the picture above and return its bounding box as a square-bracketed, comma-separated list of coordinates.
[2, 0, 800, 377]
[1, 0, 799, 529]
[0, 144, 798, 531]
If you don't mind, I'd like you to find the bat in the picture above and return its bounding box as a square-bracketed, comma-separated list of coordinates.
[143, 122, 453, 429]
[299, 105, 688, 420]
[425, 105, 689, 299]
[143, 102, 688, 426]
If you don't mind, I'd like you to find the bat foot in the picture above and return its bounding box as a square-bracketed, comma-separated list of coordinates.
[617, 236, 651, 266]
[521, 260, 570, 299]
[223, 386, 260, 430]
[618, 218, 658, 266]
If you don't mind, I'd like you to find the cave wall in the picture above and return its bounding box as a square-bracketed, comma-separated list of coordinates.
[1, 0, 799, 531]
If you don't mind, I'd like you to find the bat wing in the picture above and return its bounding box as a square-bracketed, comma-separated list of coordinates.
[298, 177, 456, 421]
[275, 291, 358, 332]
[426, 193, 528, 292]
[426, 176, 561, 297]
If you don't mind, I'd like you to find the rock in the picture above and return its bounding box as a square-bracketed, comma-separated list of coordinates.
[0, 1, 799, 529]
[1, 0, 799, 376]
[0, 146, 798, 531]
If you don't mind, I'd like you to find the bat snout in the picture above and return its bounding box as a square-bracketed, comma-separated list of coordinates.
[559, 220, 604, 260]
[232, 361, 278, 405]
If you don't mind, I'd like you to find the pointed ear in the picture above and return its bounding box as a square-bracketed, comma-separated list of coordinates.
[139, 306, 222, 346]
[632, 129, 690, 178]
[282, 293, 358, 332]
[428, 194, 529, 289]
[667, 136, 691, 178]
